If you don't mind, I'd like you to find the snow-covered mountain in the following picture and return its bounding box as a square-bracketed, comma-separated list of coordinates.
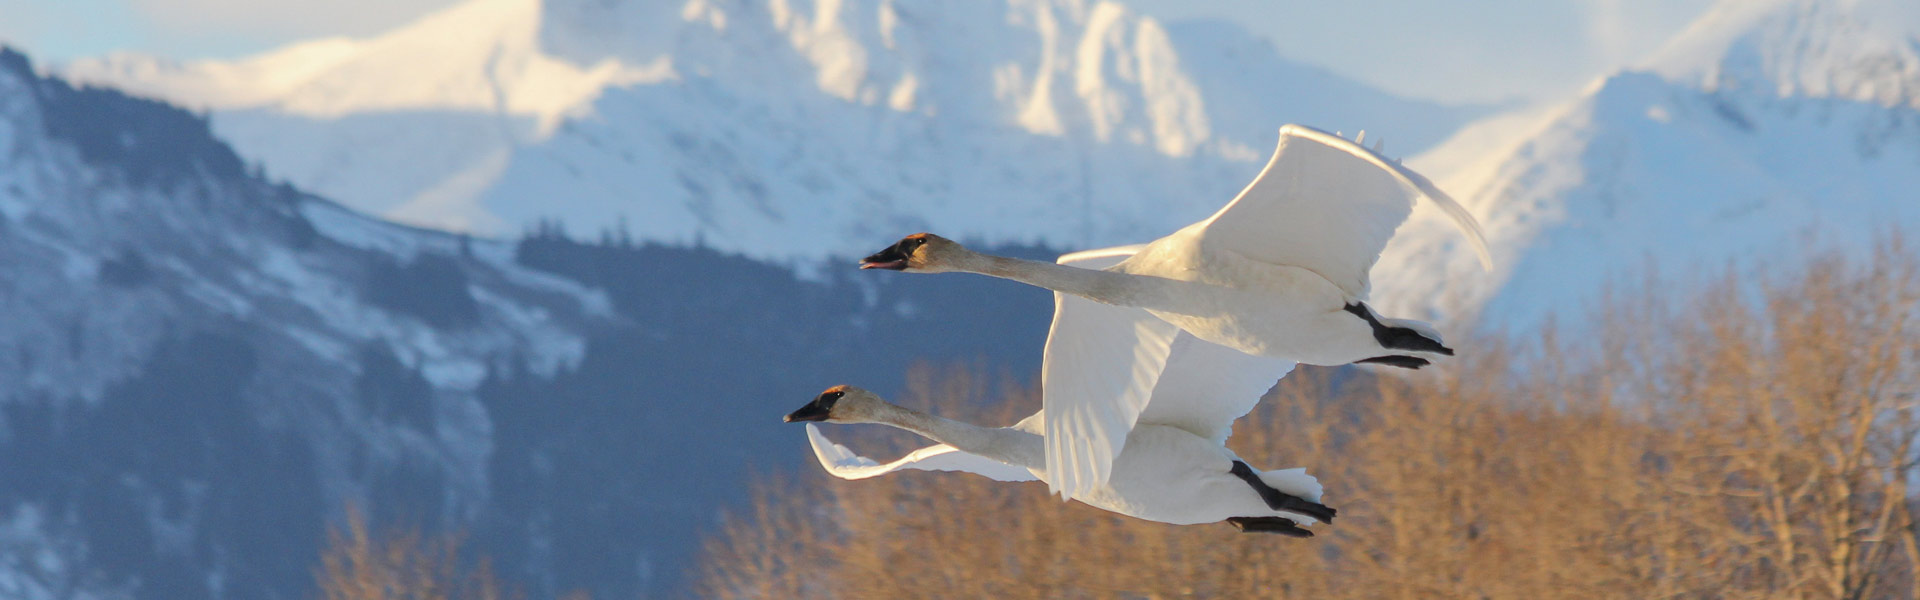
[0, 46, 612, 598]
[9, 0, 1919, 595]
[0, 44, 1080, 598]
[63, 0, 1483, 261]
[1372, 0, 1920, 329]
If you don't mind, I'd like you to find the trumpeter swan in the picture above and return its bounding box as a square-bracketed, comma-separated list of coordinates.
[786, 385, 1333, 535]
[860, 124, 1491, 372]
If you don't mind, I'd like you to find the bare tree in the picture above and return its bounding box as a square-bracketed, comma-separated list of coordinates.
[698, 243, 1920, 600]
[315, 507, 524, 600]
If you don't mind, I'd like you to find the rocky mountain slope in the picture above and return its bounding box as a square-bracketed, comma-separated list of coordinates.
[0, 46, 1060, 598]
[0, 45, 608, 598]
[1373, 0, 1920, 329]
[63, 0, 1483, 261]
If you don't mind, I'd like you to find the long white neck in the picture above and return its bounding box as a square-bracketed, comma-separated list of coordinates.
[953, 252, 1164, 308]
[867, 403, 1042, 469]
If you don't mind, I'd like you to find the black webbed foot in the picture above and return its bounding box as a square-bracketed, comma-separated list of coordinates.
[1229, 461, 1337, 523]
[1343, 303, 1454, 355]
[1227, 516, 1313, 537]
[1355, 355, 1430, 369]
[1384, 326, 1454, 355]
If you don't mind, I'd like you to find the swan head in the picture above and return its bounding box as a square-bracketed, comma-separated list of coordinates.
[784, 385, 885, 423]
[859, 233, 965, 272]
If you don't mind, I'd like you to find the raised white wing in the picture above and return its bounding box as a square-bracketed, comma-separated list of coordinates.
[1042, 295, 1179, 500]
[1198, 124, 1492, 299]
[1041, 246, 1180, 501]
[805, 424, 1037, 482]
[1042, 246, 1298, 499]
[1134, 332, 1296, 443]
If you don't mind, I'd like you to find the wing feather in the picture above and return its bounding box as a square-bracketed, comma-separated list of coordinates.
[1199, 124, 1491, 299]
[1041, 293, 1179, 500]
[805, 424, 1037, 482]
[1135, 332, 1296, 443]
[1039, 245, 1297, 499]
[1039, 246, 1179, 501]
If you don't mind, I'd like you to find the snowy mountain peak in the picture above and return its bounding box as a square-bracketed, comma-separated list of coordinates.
[56, 0, 1480, 251]
[1373, 0, 1920, 330]
[1646, 0, 1920, 110]
[568, 0, 1220, 155]
[66, 0, 673, 127]
[68, 0, 1221, 154]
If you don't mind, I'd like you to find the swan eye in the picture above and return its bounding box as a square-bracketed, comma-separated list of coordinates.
[825, 391, 844, 401]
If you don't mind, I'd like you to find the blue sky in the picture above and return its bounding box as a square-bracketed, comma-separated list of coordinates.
[0, 0, 1714, 104]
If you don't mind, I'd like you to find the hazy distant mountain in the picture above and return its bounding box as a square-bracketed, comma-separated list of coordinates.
[1372, 0, 1920, 329]
[19, 0, 1920, 596]
[0, 45, 607, 598]
[63, 0, 1483, 262]
[0, 46, 1064, 598]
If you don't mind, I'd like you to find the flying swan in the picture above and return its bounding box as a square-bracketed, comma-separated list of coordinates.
[859, 124, 1493, 372]
[792, 247, 1325, 523]
[785, 384, 1331, 536]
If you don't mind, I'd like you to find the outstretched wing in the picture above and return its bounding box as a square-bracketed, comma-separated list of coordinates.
[1135, 332, 1296, 444]
[1198, 124, 1492, 299]
[1041, 246, 1181, 501]
[805, 424, 1037, 482]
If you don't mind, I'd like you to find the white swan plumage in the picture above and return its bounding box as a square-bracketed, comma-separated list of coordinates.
[859, 124, 1491, 372]
[859, 126, 1487, 497]
[1036, 245, 1298, 500]
[788, 384, 1332, 533]
[792, 244, 1323, 527]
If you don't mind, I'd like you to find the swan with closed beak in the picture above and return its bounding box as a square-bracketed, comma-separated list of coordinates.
[859, 124, 1492, 372]
[786, 385, 1334, 536]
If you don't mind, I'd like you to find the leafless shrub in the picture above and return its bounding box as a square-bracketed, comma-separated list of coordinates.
[699, 242, 1920, 600]
[315, 507, 528, 600]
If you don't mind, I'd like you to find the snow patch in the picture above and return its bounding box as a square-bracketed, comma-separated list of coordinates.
[62, 0, 1484, 265]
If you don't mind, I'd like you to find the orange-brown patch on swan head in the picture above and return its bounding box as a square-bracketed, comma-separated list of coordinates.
[786, 385, 855, 422]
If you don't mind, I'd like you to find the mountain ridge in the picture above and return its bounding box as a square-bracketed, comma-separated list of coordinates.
[0, 44, 619, 598]
[1372, 0, 1920, 329]
[61, 0, 1484, 261]
[0, 44, 1072, 597]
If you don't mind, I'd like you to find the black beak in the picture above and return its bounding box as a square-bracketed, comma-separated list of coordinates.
[784, 396, 834, 423]
[859, 240, 911, 270]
